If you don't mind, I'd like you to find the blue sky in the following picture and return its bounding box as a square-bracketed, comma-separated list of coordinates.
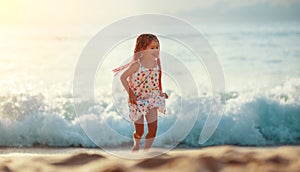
[0, 0, 299, 26]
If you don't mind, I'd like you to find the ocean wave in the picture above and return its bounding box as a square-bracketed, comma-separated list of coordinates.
[0, 78, 299, 147]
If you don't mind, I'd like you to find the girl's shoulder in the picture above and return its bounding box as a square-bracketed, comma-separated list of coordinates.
[129, 61, 140, 71]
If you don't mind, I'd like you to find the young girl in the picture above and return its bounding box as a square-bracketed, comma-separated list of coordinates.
[113, 34, 168, 151]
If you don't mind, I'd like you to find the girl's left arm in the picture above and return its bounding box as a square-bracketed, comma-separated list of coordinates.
[158, 70, 168, 99]
[157, 58, 168, 99]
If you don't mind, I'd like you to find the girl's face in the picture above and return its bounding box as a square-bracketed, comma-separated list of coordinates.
[145, 40, 159, 50]
[144, 40, 159, 57]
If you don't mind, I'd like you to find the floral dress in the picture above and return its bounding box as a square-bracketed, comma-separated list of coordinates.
[128, 59, 166, 122]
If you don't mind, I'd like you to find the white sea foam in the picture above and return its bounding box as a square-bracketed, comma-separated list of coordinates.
[0, 77, 299, 147]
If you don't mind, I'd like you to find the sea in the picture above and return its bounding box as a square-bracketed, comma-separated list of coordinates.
[0, 21, 299, 148]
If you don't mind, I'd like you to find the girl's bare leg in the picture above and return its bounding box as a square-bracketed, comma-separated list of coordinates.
[144, 108, 158, 151]
[132, 115, 144, 152]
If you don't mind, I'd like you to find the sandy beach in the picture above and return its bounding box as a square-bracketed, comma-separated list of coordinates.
[0, 146, 299, 172]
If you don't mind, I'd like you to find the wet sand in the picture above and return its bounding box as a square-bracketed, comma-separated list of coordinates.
[0, 145, 300, 172]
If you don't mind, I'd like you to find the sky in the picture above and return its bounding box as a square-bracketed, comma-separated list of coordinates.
[0, 0, 299, 26]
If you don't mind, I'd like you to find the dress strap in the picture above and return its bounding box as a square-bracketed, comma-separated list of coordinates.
[137, 59, 143, 69]
[153, 58, 160, 70]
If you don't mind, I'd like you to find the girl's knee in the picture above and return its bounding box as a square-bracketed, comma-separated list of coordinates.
[147, 130, 157, 138]
[146, 121, 157, 138]
[134, 128, 144, 139]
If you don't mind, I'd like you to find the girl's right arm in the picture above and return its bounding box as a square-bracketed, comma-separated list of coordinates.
[120, 62, 139, 104]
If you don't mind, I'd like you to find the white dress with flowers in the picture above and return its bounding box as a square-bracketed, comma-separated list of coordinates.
[127, 60, 166, 122]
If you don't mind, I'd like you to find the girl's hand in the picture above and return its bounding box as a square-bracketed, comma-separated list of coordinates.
[128, 89, 137, 104]
[160, 92, 168, 99]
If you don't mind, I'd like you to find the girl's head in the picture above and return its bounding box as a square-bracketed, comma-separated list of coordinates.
[134, 34, 160, 53]
[112, 33, 160, 75]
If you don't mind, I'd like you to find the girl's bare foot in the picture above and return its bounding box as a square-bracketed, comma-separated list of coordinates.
[132, 145, 139, 152]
